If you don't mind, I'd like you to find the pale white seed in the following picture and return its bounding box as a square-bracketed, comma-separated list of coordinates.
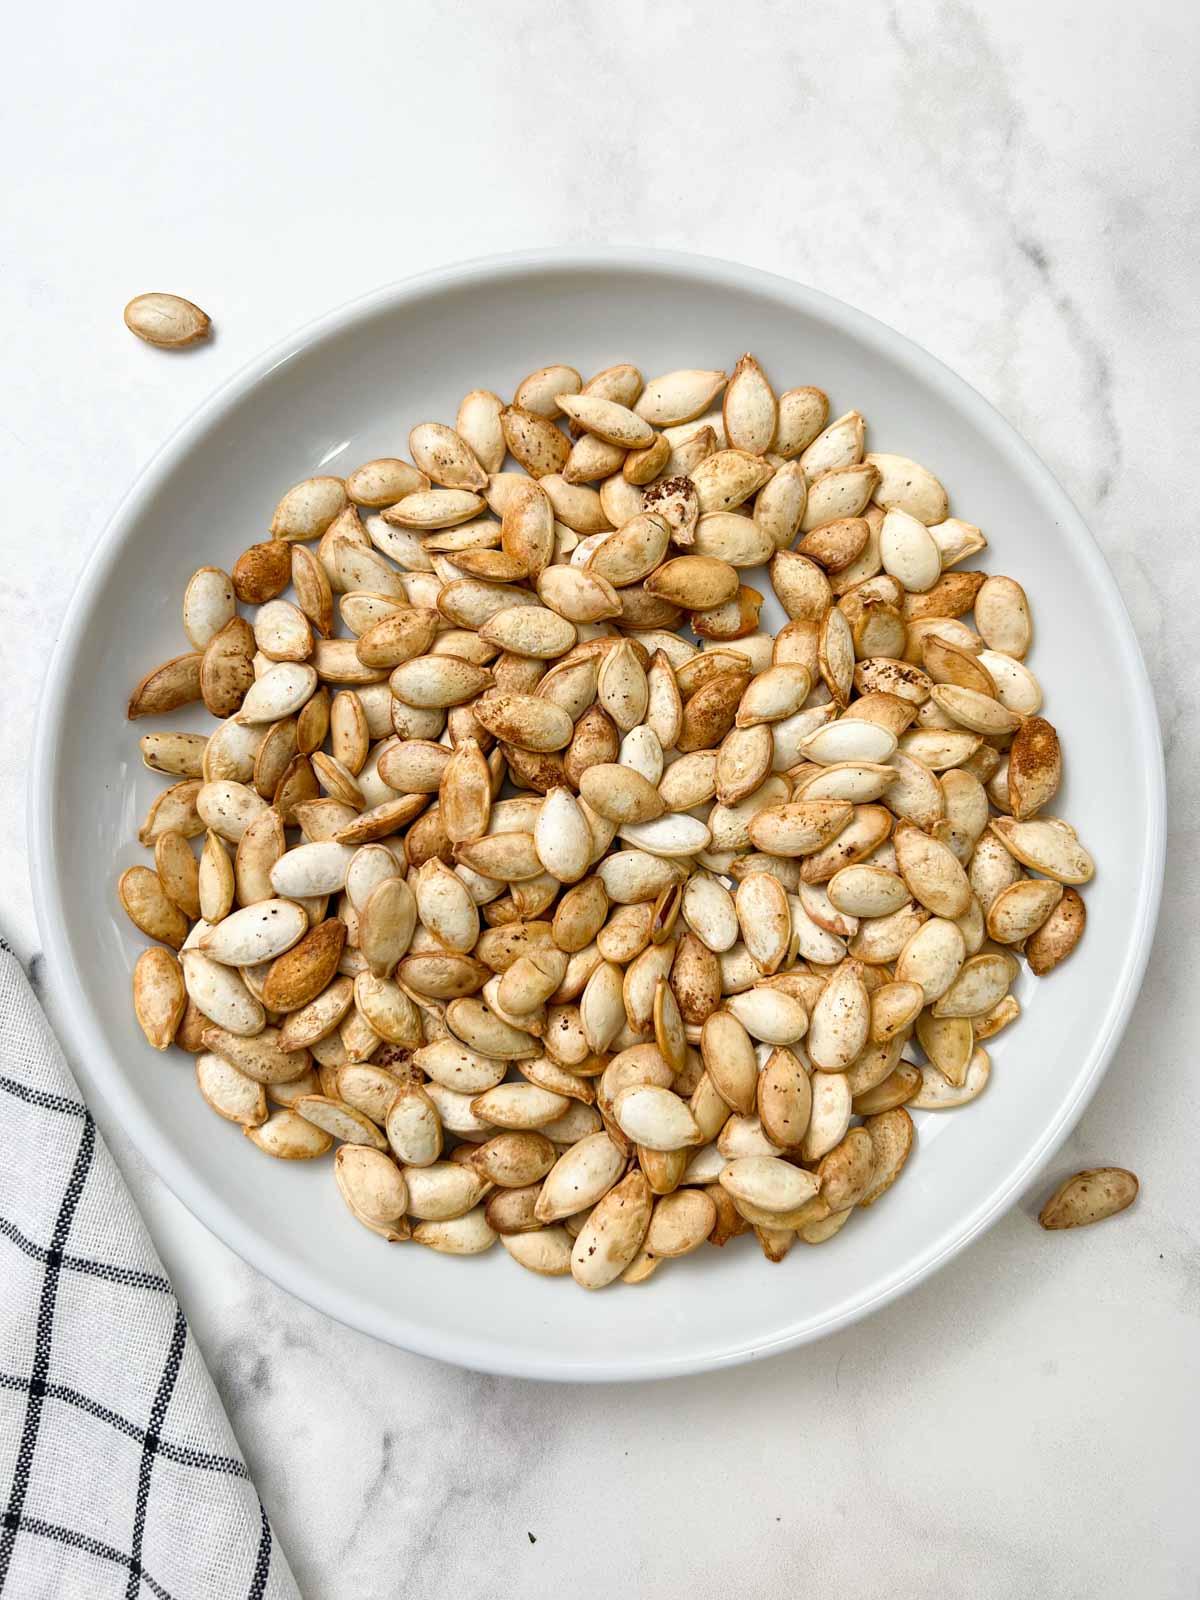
[635, 370, 727, 426]
[800, 1072, 853, 1161]
[722, 353, 777, 456]
[182, 567, 236, 650]
[199, 900, 308, 966]
[536, 1132, 626, 1222]
[864, 452, 948, 524]
[516, 364, 583, 418]
[680, 1143, 728, 1186]
[237, 664, 319, 724]
[827, 864, 910, 918]
[618, 814, 712, 858]
[682, 872, 739, 952]
[720, 1156, 819, 1215]
[196, 1052, 267, 1126]
[269, 842, 356, 899]
[294, 1094, 386, 1149]
[799, 719, 898, 767]
[880, 508, 941, 593]
[619, 725, 664, 785]
[977, 650, 1042, 715]
[724, 986, 808, 1044]
[534, 788, 594, 884]
[181, 949, 265, 1036]
[612, 1085, 701, 1152]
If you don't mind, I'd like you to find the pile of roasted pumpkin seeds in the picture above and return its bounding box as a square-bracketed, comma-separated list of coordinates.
[120, 353, 1095, 1288]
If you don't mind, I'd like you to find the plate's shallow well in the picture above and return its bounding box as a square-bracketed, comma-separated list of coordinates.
[30, 250, 1164, 1380]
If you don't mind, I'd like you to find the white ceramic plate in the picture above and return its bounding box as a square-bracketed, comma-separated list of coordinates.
[29, 249, 1164, 1381]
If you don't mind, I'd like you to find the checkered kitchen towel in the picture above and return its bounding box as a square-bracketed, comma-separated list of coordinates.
[0, 942, 299, 1600]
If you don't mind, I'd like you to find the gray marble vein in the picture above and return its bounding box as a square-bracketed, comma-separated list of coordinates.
[2, 1, 1198, 1595]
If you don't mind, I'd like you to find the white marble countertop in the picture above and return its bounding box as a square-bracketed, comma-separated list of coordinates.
[4, 1, 1198, 1593]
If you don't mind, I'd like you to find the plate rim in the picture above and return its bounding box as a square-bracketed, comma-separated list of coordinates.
[28, 246, 1166, 1381]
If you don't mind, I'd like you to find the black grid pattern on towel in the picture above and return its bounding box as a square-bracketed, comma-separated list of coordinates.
[0, 958, 280, 1600]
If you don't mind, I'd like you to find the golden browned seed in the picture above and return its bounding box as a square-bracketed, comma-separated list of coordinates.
[501, 479, 555, 578]
[676, 669, 750, 753]
[557, 394, 656, 449]
[199, 617, 256, 718]
[289, 544, 334, 638]
[139, 731, 208, 778]
[645, 555, 739, 610]
[128, 653, 203, 719]
[261, 919, 346, 1011]
[233, 542, 293, 606]
[245, 1109, 334, 1160]
[354, 606, 439, 670]
[501, 406, 571, 478]
[797, 517, 869, 572]
[138, 776, 202, 842]
[700, 1010, 758, 1115]
[578, 764, 665, 825]
[623, 432, 670, 485]
[132, 947, 187, 1049]
[772, 387, 828, 456]
[118, 866, 189, 948]
[902, 569, 986, 621]
[123, 292, 211, 347]
[852, 1063, 921, 1116]
[154, 829, 201, 920]
[1038, 1168, 1138, 1230]
[273, 754, 321, 825]
[1025, 886, 1086, 976]
[564, 432, 627, 484]
[1007, 715, 1061, 820]
[586, 513, 672, 587]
